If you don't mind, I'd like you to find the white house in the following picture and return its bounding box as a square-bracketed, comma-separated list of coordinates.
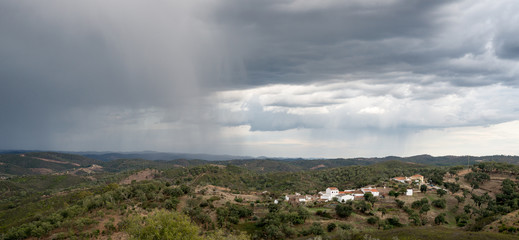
[406, 189, 413, 196]
[320, 187, 340, 200]
[361, 187, 380, 197]
[326, 187, 339, 196]
[337, 194, 354, 202]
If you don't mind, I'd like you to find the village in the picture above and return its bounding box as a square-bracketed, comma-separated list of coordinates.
[280, 174, 441, 204]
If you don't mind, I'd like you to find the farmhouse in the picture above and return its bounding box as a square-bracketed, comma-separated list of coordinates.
[320, 187, 339, 200]
[391, 174, 425, 184]
[392, 177, 407, 183]
[409, 174, 424, 183]
[285, 193, 315, 203]
[361, 187, 380, 197]
[336, 194, 354, 202]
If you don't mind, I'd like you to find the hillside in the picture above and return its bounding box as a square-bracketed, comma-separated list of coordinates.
[2, 159, 519, 239]
[0, 152, 101, 176]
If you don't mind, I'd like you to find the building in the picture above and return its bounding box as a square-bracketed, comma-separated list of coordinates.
[392, 177, 407, 183]
[337, 194, 354, 202]
[361, 187, 380, 197]
[320, 187, 340, 200]
[409, 174, 424, 184]
[392, 174, 425, 184]
[406, 189, 413, 196]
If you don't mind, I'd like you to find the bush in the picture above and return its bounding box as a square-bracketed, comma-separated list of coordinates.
[395, 199, 405, 208]
[165, 198, 179, 210]
[434, 213, 447, 225]
[309, 223, 324, 236]
[367, 216, 379, 225]
[327, 222, 337, 232]
[335, 204, 353, 218]
[126, 210, 201, 240]
[339, 223, 352, 230]
[386, 217, 402, 227]
[456, 214, 470, 227]
[432, 199, 446, 209]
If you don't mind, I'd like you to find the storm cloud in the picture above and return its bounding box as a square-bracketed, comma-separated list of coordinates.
[1, 0, 519, 157]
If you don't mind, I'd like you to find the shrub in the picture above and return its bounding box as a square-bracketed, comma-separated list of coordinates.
[434, 213, 447, 225]
[432, 199, 446, 209]
[335, 204, 353, 218]
[126, 210, 201, 240]
[367, 216, 379, 225]
[327, 222, 337, 232]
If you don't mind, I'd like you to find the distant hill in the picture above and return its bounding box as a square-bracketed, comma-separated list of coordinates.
[3, 151, 519, 176]
[0, 152, 101, 176]
[81, 151, 252, 161]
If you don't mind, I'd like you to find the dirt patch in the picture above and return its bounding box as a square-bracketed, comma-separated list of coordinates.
[69, 164, 104, 175]
[310, 164, 326, 170]
[209, 164, 226, 168]
[120, 169, 160, 185]
[30, 168, 54, 174]
[28, 156, 81, 167]
[195, 185, 261, 207]
[0, 162, 4, 165]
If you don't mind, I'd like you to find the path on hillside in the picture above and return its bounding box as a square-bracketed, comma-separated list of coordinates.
[19, 154, 80, 167]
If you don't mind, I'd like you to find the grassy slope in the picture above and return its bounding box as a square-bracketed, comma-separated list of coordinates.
[367, 226, 519, 240]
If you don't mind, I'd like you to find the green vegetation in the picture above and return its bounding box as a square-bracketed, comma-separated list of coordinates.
[2, 152, 519, 239]
[126, 210, 201, 240]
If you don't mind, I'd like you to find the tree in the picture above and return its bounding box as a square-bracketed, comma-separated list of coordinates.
[335, 204, 353, 218]
[355, 200, 372, 213]
[420, 204, 430, 215]
[437, 189, 447, 198]
[395, 199, 405, 209]
[367, 216, 379, 225]
[455, 196, 465, 205]
[126, 210, 201, 240]
[432, 199, 446, 209]
[379, 207, 387, 217]
[364, 192, 377, 206]
[327, 223, 337, 232]
[409, 214, 421, 226]
[420, 185, 427, 193]
[434, 213, 447, 225]
[389, 190, 400, 198]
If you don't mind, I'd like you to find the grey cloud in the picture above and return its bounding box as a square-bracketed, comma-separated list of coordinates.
[2, 0, 519, 155]
[0, 0, 232, 150]
[208, 0, 519, 89]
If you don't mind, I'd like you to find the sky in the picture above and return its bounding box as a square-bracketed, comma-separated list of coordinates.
[1, 0, 519, 158]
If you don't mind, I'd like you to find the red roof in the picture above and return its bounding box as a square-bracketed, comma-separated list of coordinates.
[393, 177, 406, 181]
[328, 187, 338, 190]
[411, 174, 423, 178]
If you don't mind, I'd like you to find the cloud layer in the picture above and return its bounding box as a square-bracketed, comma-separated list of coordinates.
[1, 0, 519, 157]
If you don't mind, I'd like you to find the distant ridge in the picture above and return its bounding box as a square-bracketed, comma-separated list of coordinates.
[79, 151, 253, 161]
